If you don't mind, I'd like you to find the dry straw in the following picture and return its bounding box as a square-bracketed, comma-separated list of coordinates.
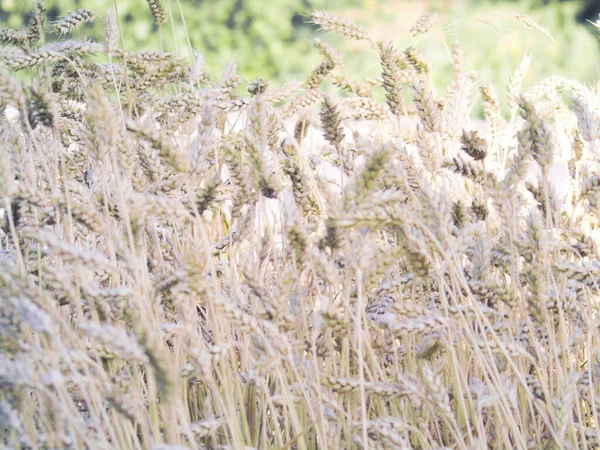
[0, 4, 599, 450]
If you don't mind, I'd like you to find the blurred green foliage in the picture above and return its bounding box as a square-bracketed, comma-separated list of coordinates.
[0, 0, 360, 81]
[321, 0, 600, 116]
[455, 0, 600, 84]
[2, 0, 599, 105]
[439, 0, 600, 112]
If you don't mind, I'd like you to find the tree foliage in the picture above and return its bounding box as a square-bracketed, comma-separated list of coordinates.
[0, 0, 359, 80]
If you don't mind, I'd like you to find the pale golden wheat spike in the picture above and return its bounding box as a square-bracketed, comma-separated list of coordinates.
[410, 12, 439, 37]
[312, 11, 371, 41]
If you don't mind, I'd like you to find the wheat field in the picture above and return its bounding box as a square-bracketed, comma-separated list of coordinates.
[1, 2, 600, 449]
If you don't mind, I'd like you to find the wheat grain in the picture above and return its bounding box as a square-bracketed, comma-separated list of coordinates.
[54, 9, 96, 36]
[410, 12, 439, 37]
[26, 0, 46, 47]
[379, 41, 405, 117]
[146, 0, 167, 25]
[312, 11, 370, 41]
[2, 6, 600, 450]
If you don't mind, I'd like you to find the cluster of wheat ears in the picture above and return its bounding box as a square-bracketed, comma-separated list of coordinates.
[2, 1, 600, 449]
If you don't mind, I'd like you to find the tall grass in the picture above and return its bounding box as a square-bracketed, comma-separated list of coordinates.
[1, 3, 600, 449]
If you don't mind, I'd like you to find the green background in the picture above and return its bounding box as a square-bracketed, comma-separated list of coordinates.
[3, 0, 599, 112]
